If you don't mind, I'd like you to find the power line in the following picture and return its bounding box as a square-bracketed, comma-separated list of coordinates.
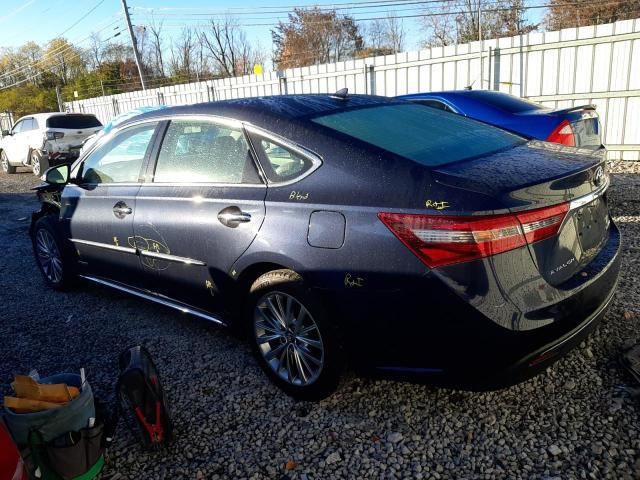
[131, 0, 459, 17]
[149, 0, 636, 28]
[0, 18, 124, 83]
[132, 0, 430, 14]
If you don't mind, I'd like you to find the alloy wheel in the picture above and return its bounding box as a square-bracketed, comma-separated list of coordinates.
[254, 291, 324, 386]
[35, 228, 63, 284]
[1, 152, 8, 172]
[31, 153, 40, 176]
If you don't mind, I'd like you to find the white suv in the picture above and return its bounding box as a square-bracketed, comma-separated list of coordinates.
[0, 112, 102, 176]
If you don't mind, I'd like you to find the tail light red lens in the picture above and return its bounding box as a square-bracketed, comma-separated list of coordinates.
[378, 203, 569, 268]
[547, 119, 575, 146]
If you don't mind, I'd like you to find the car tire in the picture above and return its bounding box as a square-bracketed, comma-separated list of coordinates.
[31, 215, 76, 290]
[30, 150, 47, 177]
[247, 269, 342, 400]
[1, 150, 16, 174]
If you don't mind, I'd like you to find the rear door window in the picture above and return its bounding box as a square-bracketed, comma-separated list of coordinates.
[80, 122, 157, 184]
[153, 119, 261, 184]
[312, 103, 524, 167]
[47, 115, 102, 129]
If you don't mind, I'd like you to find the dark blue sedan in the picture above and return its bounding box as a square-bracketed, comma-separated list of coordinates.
[397, 90, 602, 148]
[30, 94, 619, 399]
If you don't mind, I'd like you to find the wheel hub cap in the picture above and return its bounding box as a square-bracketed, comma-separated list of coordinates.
[254, 291, 324, 386]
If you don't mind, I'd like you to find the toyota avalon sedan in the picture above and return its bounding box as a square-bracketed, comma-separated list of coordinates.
[30, 94, 620, 400]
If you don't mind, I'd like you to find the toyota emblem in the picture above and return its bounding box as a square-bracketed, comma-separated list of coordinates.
[593, 166, 604, 187]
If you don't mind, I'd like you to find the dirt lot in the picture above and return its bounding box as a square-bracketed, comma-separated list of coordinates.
[1, 162, 639, 480]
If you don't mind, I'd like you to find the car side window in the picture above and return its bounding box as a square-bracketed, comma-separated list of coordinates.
[256, 138, 315, 183]
[31, 118, 39, 130]
[80, 122, 157, 184]
[22, 119, 34, 131]
[11, 120, 24, 134]
[153, 119, 261, 184]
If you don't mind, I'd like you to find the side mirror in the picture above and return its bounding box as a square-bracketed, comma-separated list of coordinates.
[44, 164, 70, 185]
[1, 130, 10, 137]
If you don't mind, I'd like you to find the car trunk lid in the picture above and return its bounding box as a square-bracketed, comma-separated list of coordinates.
[431, 141, 610, 284]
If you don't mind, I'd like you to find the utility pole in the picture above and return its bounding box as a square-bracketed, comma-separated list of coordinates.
[55, 86, 64, 112]
[100, 79, 105, 97]
[121, 0, 146, 90]
[478, 1, 483, 90]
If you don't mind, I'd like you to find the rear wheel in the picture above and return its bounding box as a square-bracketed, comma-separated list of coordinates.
[1, 150, 16, 174]
[30, 150, 47, 177]
[31, 215, 75, 290]
[247, 270, 341, 400]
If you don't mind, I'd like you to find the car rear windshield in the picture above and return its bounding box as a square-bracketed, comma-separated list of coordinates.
[311, 103, 524, 167]
[464, 91, 544, 113]
[46, 115, 102, 129]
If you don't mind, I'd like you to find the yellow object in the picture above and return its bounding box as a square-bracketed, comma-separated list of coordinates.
[11, 375, 79, 403]
[4, 396, 65, 413]
[253, 64, 263, 75]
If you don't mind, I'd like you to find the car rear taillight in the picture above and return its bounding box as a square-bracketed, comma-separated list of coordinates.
[547, 120, 575, 146]
[45, 131, 64, 140]
[378, 203, 569, 268]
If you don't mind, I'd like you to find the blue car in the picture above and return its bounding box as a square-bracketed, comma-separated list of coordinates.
[397, 90, 602, 148]
[31, 94, 619, 399]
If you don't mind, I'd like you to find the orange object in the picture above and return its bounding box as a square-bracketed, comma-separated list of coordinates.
[3, 396, 65, 414]
[11, 375, 79, 403]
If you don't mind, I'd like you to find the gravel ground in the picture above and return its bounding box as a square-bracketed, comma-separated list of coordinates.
[1, 162, 639, 480]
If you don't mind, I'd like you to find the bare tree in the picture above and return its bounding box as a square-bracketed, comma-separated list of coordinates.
[199, 17, 258, 77]
[87, 33, 103, 70]
[384, 15, 405, 53]
[169, 27, 196, 78]
[366, 19, 386, 50]
[148, 17, 165, 77]
[421, 0, 536, 47]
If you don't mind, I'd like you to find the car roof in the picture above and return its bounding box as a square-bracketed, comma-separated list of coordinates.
[126, 94, 396, 130]
[17, 112, 98, 122]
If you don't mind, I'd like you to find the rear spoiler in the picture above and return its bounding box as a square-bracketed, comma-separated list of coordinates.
[551, 104, 597, 115]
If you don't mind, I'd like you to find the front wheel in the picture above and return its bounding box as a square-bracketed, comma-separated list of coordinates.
[1, 150, 16, 174]
[247, 270, 342, 400]
[31, 215, 75, 290]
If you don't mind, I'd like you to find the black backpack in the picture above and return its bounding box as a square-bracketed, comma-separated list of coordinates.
[116, 346, 173, 448]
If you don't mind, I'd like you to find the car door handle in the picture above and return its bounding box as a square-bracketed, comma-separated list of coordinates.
[217, 206, 251, 228]
[113, 201, 132, 219]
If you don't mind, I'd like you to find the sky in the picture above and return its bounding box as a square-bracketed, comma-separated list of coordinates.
[0, 0, 546, 64]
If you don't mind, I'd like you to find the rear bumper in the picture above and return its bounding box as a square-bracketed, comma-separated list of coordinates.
[337, 221, 621, 389]
[45, 150, 80, 166]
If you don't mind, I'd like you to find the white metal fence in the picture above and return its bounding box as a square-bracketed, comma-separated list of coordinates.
[67, 18, 640, 160]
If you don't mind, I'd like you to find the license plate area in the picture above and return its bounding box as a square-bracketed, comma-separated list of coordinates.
[572, 195, 609, 254]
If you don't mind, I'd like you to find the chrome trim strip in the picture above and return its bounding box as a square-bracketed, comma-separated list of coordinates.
[569, 177, 609, 211]
[139, 249, 206, 266]
[80, 275, 226, 326]
[71, 238, 137, 255]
